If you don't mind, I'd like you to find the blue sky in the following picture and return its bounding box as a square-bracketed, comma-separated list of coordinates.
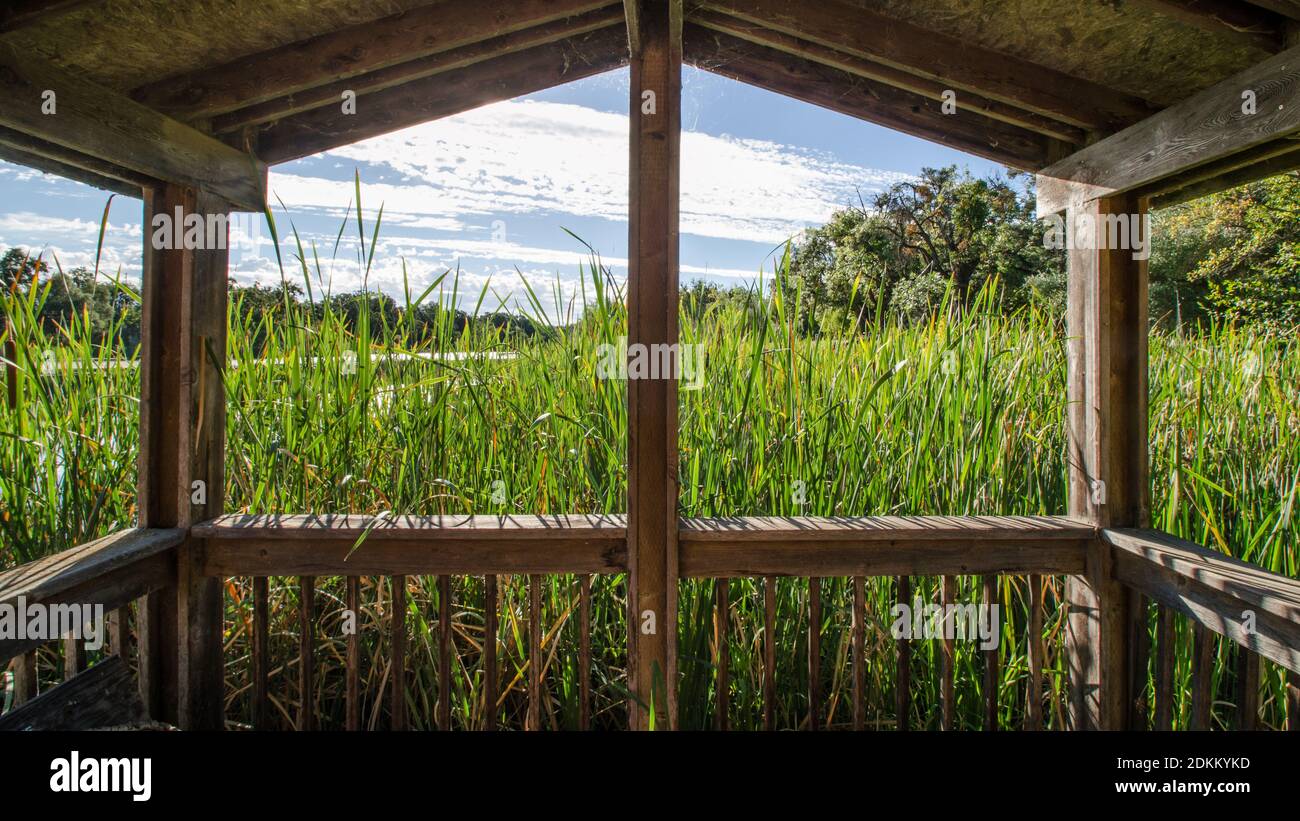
[0, 67, 1005, 316]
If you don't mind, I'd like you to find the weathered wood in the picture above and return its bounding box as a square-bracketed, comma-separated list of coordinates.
[0, 135, 145, 198]
[62, 635, 85, 680]
[528, 574, 543, 731]
[940, 576, 956, 731]
[1128, 590, 1152, 729]
[210, 7, 624, 135]
[685, 26, 1051, 170]
[1036, 43, 1300, 215]
[1244, 0, 1300, 21]
[345, 576, 360, 731]
[391, 575, 406, 731]
[133, 0, 613, 120]
[626, 0, 681, 733]
[807, 577, 820, 731]
[0, 656, 146, 731]
[579, 574, 592, 731]
[438, 574, 452, 731]
[297, 576, 315, 732]
[1154, 603, 1176, 730]
[1235, 645, 1260, 730]
[713, 577, 728, 731]
[106, 605, 129, 659]
[852, 576, 864, 731]
[484, 574, 498, 731]
[0, 44, 264, 210]
[1150, 141, 1300, 208]
[895, 576, 911, 731]
[196, 514, 628, 576]
[1026, 574, 1044, 730]
[1126, 0, 1284, 51]
[0, 528, 181, 663]
[0, 0, 105, 34]
[257, 27, 630, 164]
[694, 0, 1151, 133]
[1105, 528, 1300, 673]
[982, 575, 999, 730]
[1289, 670, 1300, 730]
[680, 515, 1091, 577]
[252, 576, 269, 729]
[1190, 624, 1215, 729]
[12, 651, 37, 705]
[763, 576, 776, 730]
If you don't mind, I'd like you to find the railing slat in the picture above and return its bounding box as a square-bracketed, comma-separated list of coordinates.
[1154, 603, 1175, 730]
[713, 577, 728, 731]
[1234, 645, 1259, 731]
[252, 576, 268, 729]
[1127, 589, 1151, 729]
[1190, 623, 1214, 730]
[1289, 670, 1299, 731]
[807, 576, 820, 731]
[391, 575, 407, 731]
[852, 576, 864, 731]
[107, 605, 129, 659]
[13, 650, 37, 705]
[940, 575, 956, 731]
[1026, 574, 1043, 730]
[982, 575, 998, 731]
[62, 634, 85, 681]
[439, 574, 452, 731]
[763, 576, 776, 731]
[895, 575, 911, 731]
[580, 574, 592, 731]
[298, 575, 315, 731]
[484, 574, 497, 731]
[528, 574, 542, 731]
[346, 575, 360, 731]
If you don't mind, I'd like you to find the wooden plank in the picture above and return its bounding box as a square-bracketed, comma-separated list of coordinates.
[983, 575, 999, 730]
[1289, 671, 1300, 730]
[257, 27, 630, 164]
[1244, 0, 1300, 21]
[807, 577, 820, 731]
[0, 44, 264, 210]
[438, 574, 452, 730]
[346, 576, 360, 731]
[1127, 590, 1152, 729]
[1026, 574, 1044, 730]
[1154, 604, 1176, 730]
[1235, 645, 1260, 730]
[132, 0, 615, 120]
[0, 528, 181, 663]
[852, 576, 864, 731]
[1190, 623, 1215, 729]
[62, 635, 85, 681]
[940, 576, 956, 731]
[680, 515, 1091, 577]
[579, 575, 592, 731]
[297, 576, 315, 731]
[1036, 43, 1300, 215]
[1126, 0, 1284, 51]
[528, 574, 542, 731]
[685, 26, 1051, 171]
[391, 576, 407, 731]
[0, 0, 105, 33]
[688, 8, 1086, 145]
[626, 0, 681, 733]
[0, 137, 145, 198]
[1105, 529, 1300, 673]
[1150, 142, 1300, 208]
[106, 605, 129, 659]
[12, 651, 37, 705]
[0, 656, 146, 730]
[763, 576, 776, 730]
[484, 574, 498, 731]
[713, 577, 728, 731]
[252, 576, 269, 729]
[895, 576, 911, 731]
[694, 0, 1152, 133]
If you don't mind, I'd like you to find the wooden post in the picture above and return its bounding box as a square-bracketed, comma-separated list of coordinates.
[625, 0, 681, 731]
[1064, 192, 1149, 730]
[137, 183, 228, 729]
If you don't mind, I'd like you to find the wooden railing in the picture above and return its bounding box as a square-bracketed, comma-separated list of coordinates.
[3, 517, 1298, 730]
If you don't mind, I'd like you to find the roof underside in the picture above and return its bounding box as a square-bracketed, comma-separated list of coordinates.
[2, 0, 1298, 200]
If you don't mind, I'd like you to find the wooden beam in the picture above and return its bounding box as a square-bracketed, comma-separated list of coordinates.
[696, 0, 1154, 133]
[0, 528, 182, 663]
[1064, 193, 1149, 730]
[1036, 42, 1300, 215]
[1105, 528, 1300, 674]
[210, 7, 624, 135]
[626, 0, 681, 732]
[0, 656, 147, 731]
[685, 27, 1052, 170]
[256, 27, 629, 164]
[0, 140, 143, 199]
[679, 515, 1091, 577]
[131, 0, 615, 121]
[0, 0, 103, 33]
[689, 9, 1087, 146]
[1125, 0, 1284, 51]
[1243, 0, 1300, 21]
[1149, 141, 1300, 207]
[0, 44, 264, 211]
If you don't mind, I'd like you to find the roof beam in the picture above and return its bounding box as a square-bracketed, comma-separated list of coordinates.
[689, 8, 1087, 146]
[256, 26, 629, 165]
[0, 0, 103, 34]
[1147, 139, 1300, 207]
[210, 7, 624, 135]
[0, 126, 150, 198]
[696, 0, 1155, 133]
[131, 0, 617, 122]
[1126, 0, 1285, 51]
[684, 26, 1052, 170]
[1243, 0, 1300, 21]
[1036, 41, 1300, 214]
[0, 42, 266, 210]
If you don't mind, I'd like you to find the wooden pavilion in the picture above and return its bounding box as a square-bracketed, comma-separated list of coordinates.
[1, 0, 1299, 731]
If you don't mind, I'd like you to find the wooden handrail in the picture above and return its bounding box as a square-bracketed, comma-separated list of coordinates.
[0, 528, 183, 663]
[1105, 527, 1300, 674]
